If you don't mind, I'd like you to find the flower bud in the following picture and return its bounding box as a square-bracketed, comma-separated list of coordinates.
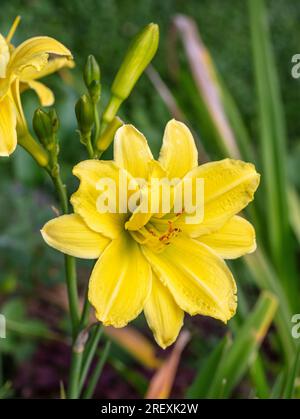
[103, 23, 159, 124]
[89, 79, 101, 104]
[75, 94, 94, 135]
[33, 108, 53, 146]
[112, 23, 159, 99]
[84, 55, 101, 88]
[48, 108, 60, 133]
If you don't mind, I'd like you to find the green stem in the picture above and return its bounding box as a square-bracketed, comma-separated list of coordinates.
[52, 175, 68, 213]
[51, 175, 80, 336]
[68, 350, 83, 399]
[82, 341, 111, 399]
[52, 173, 81, 398]
[64, 255, 80, 336]
[86, 135, 94, 159]
[79, 287, 91, 330]
[81, 132, 94, 159]
[79, 325, 103, 392]
[93, 104, 100, 145]
[48, 167, 82, 399]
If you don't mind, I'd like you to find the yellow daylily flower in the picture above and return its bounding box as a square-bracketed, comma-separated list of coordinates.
[0, 17, 74, 156]
[41, 119, 260, 349]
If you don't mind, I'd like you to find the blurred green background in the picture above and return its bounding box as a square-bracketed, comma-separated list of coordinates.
[0, 0, 300, 399]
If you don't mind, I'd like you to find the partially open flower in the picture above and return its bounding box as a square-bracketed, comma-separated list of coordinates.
[0, 17, 74, 157]
[41, 119, 260, 349]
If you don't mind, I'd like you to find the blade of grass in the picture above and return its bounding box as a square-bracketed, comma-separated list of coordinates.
[186, 335, 231, 398]
[270, 371, 286, 399]
[207, 291, 278, 398]
[282, 344, 300, 399]
[249, 353, 270, 398]
[248, 0, 298, 308]
[244, 250, 296, 363]
[109, 357, 148, 396]
[288, 186, 300, 245]
[79, 324, 103, 392]
[82, 341, 111, 399]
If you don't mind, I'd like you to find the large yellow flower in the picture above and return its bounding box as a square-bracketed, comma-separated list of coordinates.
[0, 17, 74, 156]
[41, 120, 260, 348]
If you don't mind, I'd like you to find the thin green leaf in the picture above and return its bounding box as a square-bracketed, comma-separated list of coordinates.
[208, 291, 278, 398]
[283, 345, 300, 399]
[186, 335, 231, 398]
[248, 0, 298, 307]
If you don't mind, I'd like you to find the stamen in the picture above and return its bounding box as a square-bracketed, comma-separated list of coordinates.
[6, 16, 21, 43]
[158, 221, 181, 245]
[130, 221, 181, 252]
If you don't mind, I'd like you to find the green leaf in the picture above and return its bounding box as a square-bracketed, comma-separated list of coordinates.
[248, 0, 298, 308]
[208, 291, 278, 398]
[282, 345, 300, 399]
[186, 335, 231, 398]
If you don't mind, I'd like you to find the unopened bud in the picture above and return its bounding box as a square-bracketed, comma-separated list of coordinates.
[89, 79, 101, 104]
[112, 23, 159, 100]
[84, 55, 101, 88]
[75, 94, 94, 135]
[48, 108, 59, 133]
[33, 108, 53, 146]
[103, 23, 159, 124]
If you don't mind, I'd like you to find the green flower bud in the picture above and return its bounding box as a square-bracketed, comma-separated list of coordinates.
[75, 94, 94, 135]
[33, 108, 53, 146]
[89, 79, 101, 104]
[48, 108, 60, 133]
[84, 54, 101, 88]
[112, 23, 159, 99]
[103, 23, 159, 124]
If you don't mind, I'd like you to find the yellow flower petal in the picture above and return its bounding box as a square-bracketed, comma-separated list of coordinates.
[125, 161, 172, 231]
[21, 80, 54, 106]
[176, 158, 260, 237]
[0, 34, 10, 78]
[41, 214, 110, 259]
[9, 79, 27, 132]
[71, 160, 130, 239]
[198, 215, 256, 259]
[125, 186, 152, 231]
[20, 56, 74, 81]
[142, 235, 237, 323]
[114, 124, 153, 179]
[89, 234, 152, 327]
[0, 94, 17, 156]
[9, 36, 73, 77]
[158, 119, 198, 179]
[144, 272, 184, 349]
